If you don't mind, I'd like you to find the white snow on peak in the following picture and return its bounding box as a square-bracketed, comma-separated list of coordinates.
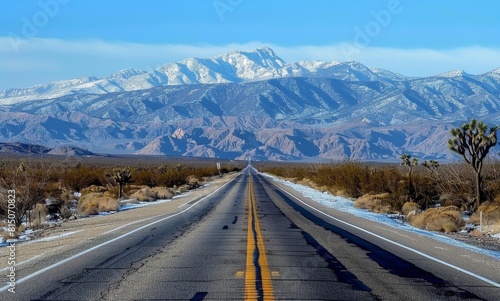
[1, 46, 495, 106]
[437, 70, 469, 78]
[105, 68, 146, 80]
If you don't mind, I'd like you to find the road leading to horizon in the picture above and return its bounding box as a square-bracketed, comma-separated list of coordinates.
[2, 167, 499, 300]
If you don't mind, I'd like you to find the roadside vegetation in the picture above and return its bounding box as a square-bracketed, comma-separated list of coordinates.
[256, 160, 500, 234]
[256, 119, 500, 235]
[0, 155, 243, 238]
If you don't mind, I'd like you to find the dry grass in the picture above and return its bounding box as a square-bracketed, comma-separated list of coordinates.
[408, 206, 464, 233]
[130, 188, 156, 202]
[354, 193, 392, 214]
[1, 230, 12, 240]
[78, 192, 119, 215]
[487, 224, 500, 235]
[297, 178, 342, 196]
[103, 190, 118, 198]
[402, 202, 419, 216]
[1, 224, 26, 239]
[151, 187, 173, 199]
[130, 186, 174, 202]
[81, 185, 107, 194]
[469, 202, 500, 227]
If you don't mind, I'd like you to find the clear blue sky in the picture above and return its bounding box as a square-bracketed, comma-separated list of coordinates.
[1, 0, 499, 90]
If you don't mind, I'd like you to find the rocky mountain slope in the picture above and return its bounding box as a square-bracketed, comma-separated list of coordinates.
[0, 48, 499, 161]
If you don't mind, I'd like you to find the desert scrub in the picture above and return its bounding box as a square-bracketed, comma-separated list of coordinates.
[401, 202, 419, 216]
[408, 206, 464, 233]
[151, 187, 173, 199]
[130, 187, 157, 202]
[470, 202, 500, 227]
[354, 193, 392, 214]
[130, 186, 174, 202]
[78, 192, 119, 215]
[81, 185, 107, 194]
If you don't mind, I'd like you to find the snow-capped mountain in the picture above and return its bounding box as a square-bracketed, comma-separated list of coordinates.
[0, 47, 416, 105]
[0, 47, 499, 161]
[0, 47, 285, 104]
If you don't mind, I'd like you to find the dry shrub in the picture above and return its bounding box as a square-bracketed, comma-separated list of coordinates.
[151, 187, 173, 199]
[78, 192, 118, 215]
[297, 178, 332, 194]
[175, 184, 191, 194]
[129, 186, 174, 201]
[81, 185, 107, 194]
[130, 187, 157, 202]
[297, 178, 318, 189]
[355, 193, 392, 213]
[402, 202, 419, 216]
[408, 206, 464, 233]
[97, 197, 119, 212]
[315, 163, 367, 198]
[2, 224, 26, 239]
[186, 175, 201, 188]
[80, 192, 103, 202]
[487, 224, 500, 235]
[125, 185, 143, 195]
[1, 230, 10, 240]
[103, 190, 118, 198]
[469, 202, 500, 226]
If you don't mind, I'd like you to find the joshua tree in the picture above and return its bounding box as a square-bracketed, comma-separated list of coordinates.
[422, 160, 440, 179]
[448, 119, 498, 209]
[108, 167, 132, 200]
[401, 154, 419, 199]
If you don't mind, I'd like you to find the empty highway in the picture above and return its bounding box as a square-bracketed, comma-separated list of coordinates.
[1, 168, 499, 300]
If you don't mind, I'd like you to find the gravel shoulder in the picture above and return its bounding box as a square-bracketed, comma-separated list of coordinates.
[442, 231, 500, 252]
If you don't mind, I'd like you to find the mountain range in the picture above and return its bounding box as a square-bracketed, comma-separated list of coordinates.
[0, 47, 499, 161]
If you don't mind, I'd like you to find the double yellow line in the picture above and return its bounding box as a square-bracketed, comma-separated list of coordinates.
[244, 174, 274, 301]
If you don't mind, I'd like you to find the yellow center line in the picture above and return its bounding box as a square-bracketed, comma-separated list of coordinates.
[244, 171, 275, 301]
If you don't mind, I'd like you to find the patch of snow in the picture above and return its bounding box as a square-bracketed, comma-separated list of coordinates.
[119, 198, 175, 211]
[32, 230, 83, 243]
[262, 172, 500, 260]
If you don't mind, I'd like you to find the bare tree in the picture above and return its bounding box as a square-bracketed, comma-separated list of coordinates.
[448, 119, 498, 210]
[0, 160, 51, 230]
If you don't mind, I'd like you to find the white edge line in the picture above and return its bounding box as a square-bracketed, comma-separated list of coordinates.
[0, 176, 236, 293]
[102, 216, 160, 235]
[278, 185, 500, 288]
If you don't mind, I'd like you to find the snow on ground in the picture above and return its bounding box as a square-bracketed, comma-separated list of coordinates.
[262, 172, 500, 260]
[119, 197, 177, 211]
[32, 230, 83, 243]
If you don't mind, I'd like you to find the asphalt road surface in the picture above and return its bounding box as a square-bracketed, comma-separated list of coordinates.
[1, 167, 499, 300]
